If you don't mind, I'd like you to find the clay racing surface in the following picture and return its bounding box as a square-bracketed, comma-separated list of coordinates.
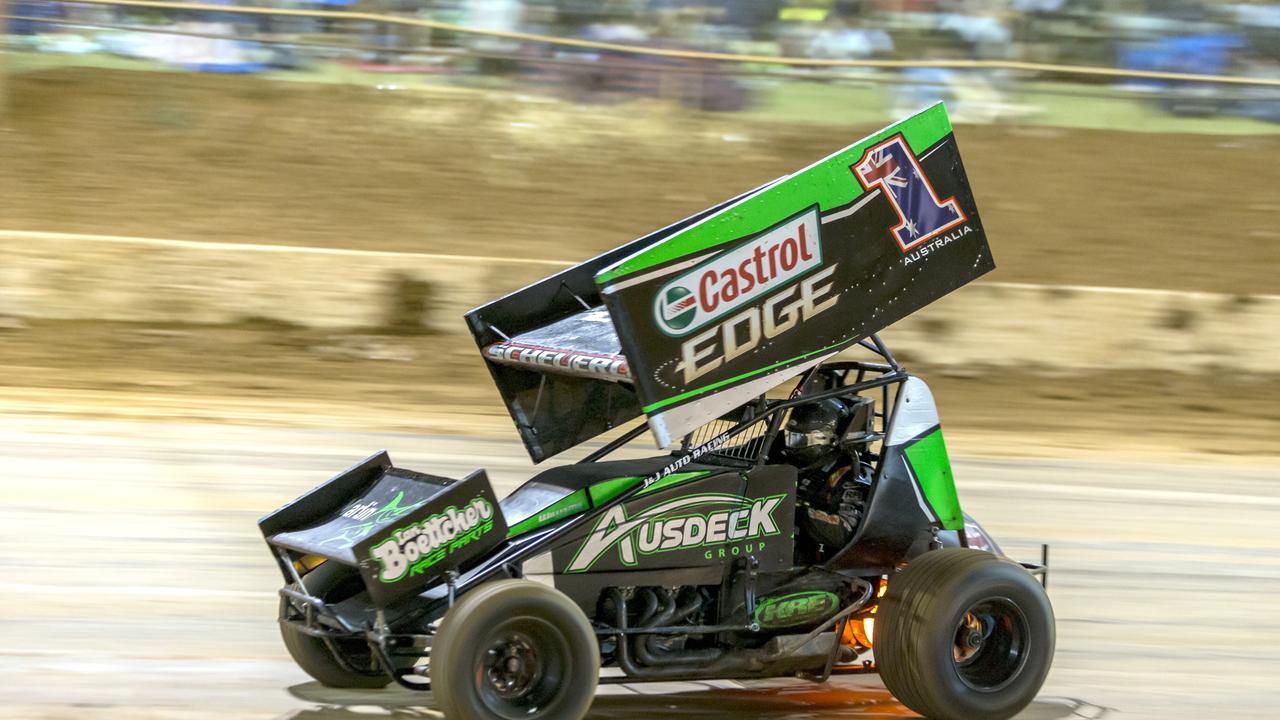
[2, 410, 1278, 720]
[1, 65, 1278, 720]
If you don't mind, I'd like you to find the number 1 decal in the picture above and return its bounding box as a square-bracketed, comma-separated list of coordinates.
[852, 134, 967, 252]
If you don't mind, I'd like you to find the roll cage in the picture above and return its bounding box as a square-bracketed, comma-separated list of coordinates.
[583, 333, 906, 469]
[421, 335, 912, 607]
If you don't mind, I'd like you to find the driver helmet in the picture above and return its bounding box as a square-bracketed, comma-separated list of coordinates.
[784, 398, 847, 466]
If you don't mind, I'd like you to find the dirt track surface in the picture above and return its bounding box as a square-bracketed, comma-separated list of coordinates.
[2, 68, 1279, 294]
[1, 320, 1277, 458]
[2, 413, 1278, 720]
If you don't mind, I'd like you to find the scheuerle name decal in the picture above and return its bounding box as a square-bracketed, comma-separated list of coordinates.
[654, 207, 823, 337]
[369, 497, 495, 583]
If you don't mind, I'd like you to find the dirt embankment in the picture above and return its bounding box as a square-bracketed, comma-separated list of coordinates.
[1, 69, 1276, 456]
[1, 321, 1276, 457]
[2, 68, 1279, 294]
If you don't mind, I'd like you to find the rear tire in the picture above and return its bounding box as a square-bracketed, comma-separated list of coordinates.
[876, 548, 1055, 720]
[430, 579, 599, 720]
[279, 562, 392, 689]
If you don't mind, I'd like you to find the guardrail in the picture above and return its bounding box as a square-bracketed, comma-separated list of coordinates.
[14, 0, 1280, 89]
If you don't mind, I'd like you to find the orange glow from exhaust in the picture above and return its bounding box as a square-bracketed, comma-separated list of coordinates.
[293, 554, 327, 574]
[848, 577, 889, 648]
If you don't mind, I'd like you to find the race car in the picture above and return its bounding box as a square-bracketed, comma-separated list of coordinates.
[259, 103, 1055, 720]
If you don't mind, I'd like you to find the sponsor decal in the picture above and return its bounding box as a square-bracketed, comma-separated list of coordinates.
[653, 207, 823, 337]
[486, 342, 629, 379]
[753, 591, 841, 629]
[659, 286, 698, 332]
[643, 432, 730, 487]
[341, 501, 380, 521]
[903, 224, 972, 265]
[566, 492, 785, 572]
[852, 134, 967, 253]
[321, 491, 425, 546]
[368, 496, 496, 583]
[536, 502, 583, 525]
[675, 264, 840, 386]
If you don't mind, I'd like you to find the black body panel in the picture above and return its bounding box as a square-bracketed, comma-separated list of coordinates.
[260, 451, 393, 553]
[549, 464, 796, 576]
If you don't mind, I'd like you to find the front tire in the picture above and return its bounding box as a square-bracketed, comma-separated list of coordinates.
[876, 548, 1055, 720]
[430, 579, 599, 720]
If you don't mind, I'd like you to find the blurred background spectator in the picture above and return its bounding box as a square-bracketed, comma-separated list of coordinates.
[3, 0, 1277, 121]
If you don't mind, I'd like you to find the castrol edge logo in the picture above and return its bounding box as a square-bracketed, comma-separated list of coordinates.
[653, 207, 823, 337]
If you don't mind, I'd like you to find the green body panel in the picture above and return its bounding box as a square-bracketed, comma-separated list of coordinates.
[902, 427, 964, 531]
[506, 489, 590, 538]
[589, 475, 642, 505]
[505, 470, 716, 538]
[596, 104, 953, 285]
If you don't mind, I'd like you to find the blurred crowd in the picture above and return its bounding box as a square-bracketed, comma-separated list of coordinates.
[5, 0, 1280, 120]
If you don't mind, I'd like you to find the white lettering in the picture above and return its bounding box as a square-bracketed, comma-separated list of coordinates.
[654, 207, 823, 335]
[677, 264, 841, 385]
[748, 497, 782, 536]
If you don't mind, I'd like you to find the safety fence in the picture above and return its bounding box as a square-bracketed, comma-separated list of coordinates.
[5, 0, 1280, 88]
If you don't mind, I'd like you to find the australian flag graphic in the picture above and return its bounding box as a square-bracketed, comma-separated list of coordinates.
[852, 135, 967, 252]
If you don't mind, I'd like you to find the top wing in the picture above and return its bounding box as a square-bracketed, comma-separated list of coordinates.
[594, 103, 994, 447]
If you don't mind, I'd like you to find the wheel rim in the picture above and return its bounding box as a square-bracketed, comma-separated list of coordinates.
[951, 596, 1029, 692]
[474, 616, 569, 719]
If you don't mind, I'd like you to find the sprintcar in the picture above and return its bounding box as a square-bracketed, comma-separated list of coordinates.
[260, 103, 1055, 720]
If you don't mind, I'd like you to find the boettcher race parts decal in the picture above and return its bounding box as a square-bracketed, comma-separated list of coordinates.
[368, 496, 496, 583]
[352, 470, 508, 607]
[565, 492, 786, 573]
[596, 103, 993, 446]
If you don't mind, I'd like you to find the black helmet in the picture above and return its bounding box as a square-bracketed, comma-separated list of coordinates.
[784, 398, 847, 465]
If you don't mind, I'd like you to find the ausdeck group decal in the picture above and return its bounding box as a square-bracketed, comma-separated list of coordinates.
[368, 496, 496, 583]
[566, 492, 785, 572]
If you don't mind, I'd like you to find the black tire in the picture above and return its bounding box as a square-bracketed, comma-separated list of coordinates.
[876, 548, 1055, 720]
[430, 579, 599, 720]
[279, 562, 392, 689]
